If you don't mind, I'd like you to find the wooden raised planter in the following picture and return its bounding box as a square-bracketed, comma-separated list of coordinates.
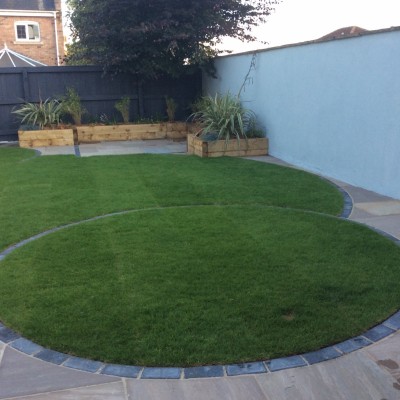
[18, 128, 74, 148]
[76, 122, 196, 144]
[187, 134, 268, 158]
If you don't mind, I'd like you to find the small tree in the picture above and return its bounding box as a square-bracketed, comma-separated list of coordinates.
[66, 0, 278, 78]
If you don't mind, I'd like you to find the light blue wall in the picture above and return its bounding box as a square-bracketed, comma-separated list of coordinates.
[203, 30, 400, 199]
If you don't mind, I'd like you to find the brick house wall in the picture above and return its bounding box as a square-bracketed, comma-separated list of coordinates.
[0, 0, 64, 65]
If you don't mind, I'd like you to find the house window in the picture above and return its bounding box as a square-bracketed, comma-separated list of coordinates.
[15, 22, 40, 41]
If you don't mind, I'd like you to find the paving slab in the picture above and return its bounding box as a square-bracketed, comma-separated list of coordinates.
[0, 347, 119, 399]
[256, 351, 400, 400]
[355, 201, 400, 216]
[35, 146, 76, 156]
[342, 185, 396, 203]
[348, 206, 376, 219]
[364, 330, 400, 382]
[126, 376, 268, 400]
[351, 214, 400, 240]
[78, 140, 186, 157]
[5, 382, 127, 400]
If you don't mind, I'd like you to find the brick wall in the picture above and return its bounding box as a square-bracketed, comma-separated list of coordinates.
[0, 12, 64, 65]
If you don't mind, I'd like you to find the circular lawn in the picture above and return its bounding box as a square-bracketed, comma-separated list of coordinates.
[0, 204, 399, 366]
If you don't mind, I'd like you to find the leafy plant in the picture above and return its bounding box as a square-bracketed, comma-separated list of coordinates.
[115, 96, 130, 123]
[12, 98, 63, 130]
[61, 87, 86, 125]
[190, 93, 256, 143]
[165, 96, 177, 122]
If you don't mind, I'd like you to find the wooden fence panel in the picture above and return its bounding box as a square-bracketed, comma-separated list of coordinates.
[0, 66, 201, 141]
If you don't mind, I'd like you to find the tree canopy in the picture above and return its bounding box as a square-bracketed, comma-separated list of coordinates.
[66, 0, 277, 78]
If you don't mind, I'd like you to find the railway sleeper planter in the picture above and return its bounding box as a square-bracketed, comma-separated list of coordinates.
[187, 133, 268, 158]
[18, 128, 74, 148]
[76, 122, 198, 144]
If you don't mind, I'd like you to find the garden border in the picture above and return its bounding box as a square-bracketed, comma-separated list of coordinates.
[1, 183, 400, 379]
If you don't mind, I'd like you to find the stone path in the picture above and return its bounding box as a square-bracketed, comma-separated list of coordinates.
[1, 151, 400, 399]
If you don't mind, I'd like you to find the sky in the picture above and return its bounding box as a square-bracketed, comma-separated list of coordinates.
[61, 0, 400, 52]
[221, 0, 400, 53]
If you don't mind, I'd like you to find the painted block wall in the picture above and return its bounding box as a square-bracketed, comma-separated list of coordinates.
[203, 30, 400, 200]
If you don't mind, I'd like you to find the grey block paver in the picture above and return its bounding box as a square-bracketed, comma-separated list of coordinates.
[226, 362, 267, 376]
[302, 346, 341, 364]
[184, 365, 224, 379]
[141, 367, 181, 379]
[10, 337, 43, 355]
[363, 324, 395, 342]
[335, 336, 372, 354]
[101, 363, 142, 378]
[0, 326, 20, 343]
[35, 349, 70, 365]
[267, 355, 307, 371]
[0, 347, 118, 399]
[384, 311, 400, 330]
[63, 356, 103, 373]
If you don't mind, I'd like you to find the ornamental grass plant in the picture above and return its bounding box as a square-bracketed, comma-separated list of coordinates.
[190, 93, 263, 143]
[60, 87, 87, 125]
[12, 98, 63, 129]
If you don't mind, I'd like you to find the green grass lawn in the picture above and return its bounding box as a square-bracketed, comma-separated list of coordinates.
[0, 148, 399, 366]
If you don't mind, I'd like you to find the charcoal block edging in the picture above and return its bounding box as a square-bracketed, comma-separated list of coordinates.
[302, 346, 342, 365]
[184, 365, 225, 379]
[62, 356, 104, 373]
[226, 362, 267, 376]
[10, 337, 43, 355]
[141, 367, 182, 379]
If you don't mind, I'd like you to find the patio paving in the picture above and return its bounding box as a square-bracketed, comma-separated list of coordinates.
[0, 143, 399, 399]
[34, 139, 187, 157]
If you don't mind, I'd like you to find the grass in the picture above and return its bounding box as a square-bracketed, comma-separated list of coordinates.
[0, 148, 399, 366]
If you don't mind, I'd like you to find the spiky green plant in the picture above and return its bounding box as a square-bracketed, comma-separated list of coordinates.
[115, 96, 130, 123]
[61, 87, 86, 125]
[190, 93, 256, 144]
[12, 98, 63, 130]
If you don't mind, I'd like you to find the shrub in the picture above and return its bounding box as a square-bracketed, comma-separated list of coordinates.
[115, 96, 130, 123]
[12, 98, 63, 130]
